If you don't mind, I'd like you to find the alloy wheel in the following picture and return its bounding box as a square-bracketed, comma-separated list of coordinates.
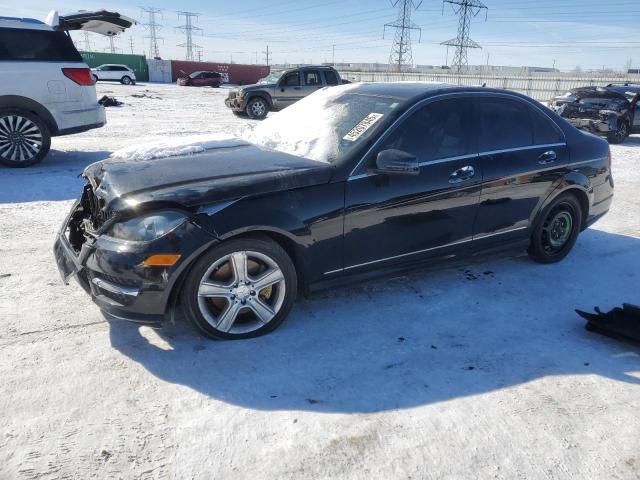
[197, 250, 286, 334]
[251, 100, 266, 117]
[0, 115, 43, 163]
[615, 121, 628, 141]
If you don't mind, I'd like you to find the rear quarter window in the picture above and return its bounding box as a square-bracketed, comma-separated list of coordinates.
[324, 70, 339, 85]
[0, 28, 82, 62]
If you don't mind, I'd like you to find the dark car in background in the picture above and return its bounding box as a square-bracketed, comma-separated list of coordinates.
[551, 86, 640, 143]
[55, 83, 613, 340]
[225, 65, 344, 119]
[177, 70, 224, 87]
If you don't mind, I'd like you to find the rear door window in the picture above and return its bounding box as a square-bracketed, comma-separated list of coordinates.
[304, 70, 322, 86]
[0, 28, 82, 62]
[475, 97, 533, 151]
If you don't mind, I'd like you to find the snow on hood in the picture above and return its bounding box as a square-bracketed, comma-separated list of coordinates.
[240, 83, 360, 163]
[109, 133, 249, 162]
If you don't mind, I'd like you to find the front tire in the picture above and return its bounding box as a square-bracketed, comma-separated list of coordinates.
[0, 109, 51, 168]
[528, 193, 582, 264]
[246, 97, 269, 120]
[121, 76, 132, 85]
[182, 236, 298, 340]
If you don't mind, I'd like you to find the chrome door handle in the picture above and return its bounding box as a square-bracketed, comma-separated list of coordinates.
[538, 150, 557, 165]
[449, 165, 475, 184]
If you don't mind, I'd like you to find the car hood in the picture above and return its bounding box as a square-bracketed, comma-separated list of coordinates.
[84, 144, 334, 213]
[239, 83, 276, 92]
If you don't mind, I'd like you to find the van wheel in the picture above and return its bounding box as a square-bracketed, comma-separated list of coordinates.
[528, 193, 582, 264]
[246, 97, 269, 120]
[121, 76, 132, 85]
[182, 236, 298, 340]
[0, 109, 51, 168]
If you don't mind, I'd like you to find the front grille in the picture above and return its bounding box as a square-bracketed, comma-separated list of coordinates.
[80, 184, 114, 231]
[228, 91, 237, 100]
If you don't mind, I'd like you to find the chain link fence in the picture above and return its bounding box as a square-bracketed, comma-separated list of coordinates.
[337, 70, 640, 102]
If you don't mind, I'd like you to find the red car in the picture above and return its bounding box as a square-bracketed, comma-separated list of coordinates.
[177, 71, 224, 87]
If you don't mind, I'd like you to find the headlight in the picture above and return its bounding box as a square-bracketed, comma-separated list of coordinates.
[106, 211, 187, 242]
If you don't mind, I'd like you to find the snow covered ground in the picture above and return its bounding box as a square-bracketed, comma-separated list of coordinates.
[1, 83, 639, 479]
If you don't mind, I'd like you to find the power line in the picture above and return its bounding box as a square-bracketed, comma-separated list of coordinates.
[176, 11, 202, 61]
[384, 0, 423, 72]
[441, 0, 488, 74]
[140, 6, 164, 59]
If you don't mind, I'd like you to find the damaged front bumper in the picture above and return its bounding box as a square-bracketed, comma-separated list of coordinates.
[53, 202, 217, 323]
[224, 95, 245, 111]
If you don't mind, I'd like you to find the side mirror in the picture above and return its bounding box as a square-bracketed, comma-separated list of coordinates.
[368, 149, 420, 176]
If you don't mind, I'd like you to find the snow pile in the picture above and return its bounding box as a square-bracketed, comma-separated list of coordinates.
[242, 83, 359, 162]
[109, 133, 248, 161]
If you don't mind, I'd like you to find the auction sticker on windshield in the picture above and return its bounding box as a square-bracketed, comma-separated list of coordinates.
[343, 113, 384, 142]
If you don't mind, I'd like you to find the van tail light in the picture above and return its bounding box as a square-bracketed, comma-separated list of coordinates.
[62, 68, 96, 86]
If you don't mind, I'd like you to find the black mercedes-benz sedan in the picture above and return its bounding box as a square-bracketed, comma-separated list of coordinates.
[54, 83, 614, 339]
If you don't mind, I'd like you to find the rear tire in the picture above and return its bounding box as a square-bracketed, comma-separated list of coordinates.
[528, 193, 582, 264]
[0, 109, 51, 168]
[246, 97, 269, 120]
[182, 236, 298, 340]
[121, 76, 132, 85]
[607, 120, 628, 144]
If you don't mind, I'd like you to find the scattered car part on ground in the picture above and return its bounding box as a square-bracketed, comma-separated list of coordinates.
[225, 65, 344, 119]
[0, 11, 134, 167]
[177, 71, 224, 88]
[551, 86, 640, 144]
[577, 304, 640, 343]
[91, 64, 136, 85]
[98, 95, 123, 107]
[54, 83, 614, 340]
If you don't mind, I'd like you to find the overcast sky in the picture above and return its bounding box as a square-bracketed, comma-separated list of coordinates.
[3, 0, 639, 71]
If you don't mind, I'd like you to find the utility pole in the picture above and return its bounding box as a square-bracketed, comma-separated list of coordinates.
[255, 51, 258, 64]
[176, 11, 201, 61]
[440, 0, 488, 74]
[129, 36, 135, 54]
[141, 7, 164, 59]
[332, 44, 335, 66]
[263, 45, 271, 66]
[196, 49, 203, 62]
[383, 0, 423, 73]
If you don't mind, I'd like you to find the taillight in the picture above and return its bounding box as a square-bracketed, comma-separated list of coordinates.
[62, 68, 95, 86]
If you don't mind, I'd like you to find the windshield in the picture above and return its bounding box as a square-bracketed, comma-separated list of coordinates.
[242, 84, 401, 163]
[258, 71, 284, 84]
[189, 71, 202, 79]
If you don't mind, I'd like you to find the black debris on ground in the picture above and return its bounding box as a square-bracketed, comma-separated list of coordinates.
[576, 304, 640, 343]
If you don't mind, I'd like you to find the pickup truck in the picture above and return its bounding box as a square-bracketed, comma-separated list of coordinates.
[225, 66, 346, 119]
